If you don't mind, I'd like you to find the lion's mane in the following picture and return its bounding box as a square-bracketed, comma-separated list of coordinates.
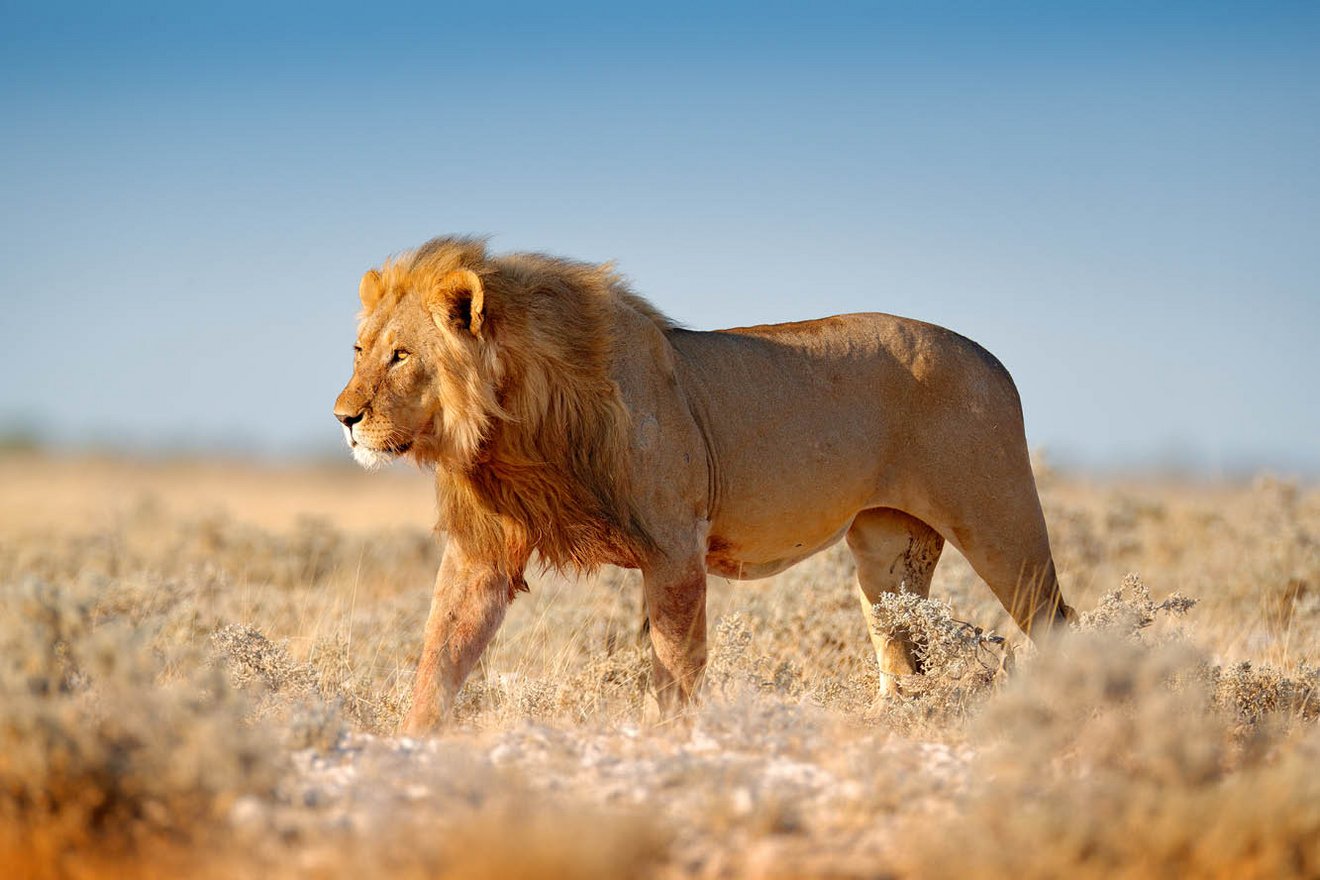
[373, 237, 667, 582]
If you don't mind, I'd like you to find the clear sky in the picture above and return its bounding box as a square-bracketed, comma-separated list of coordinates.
[3, 1, 1318, 473]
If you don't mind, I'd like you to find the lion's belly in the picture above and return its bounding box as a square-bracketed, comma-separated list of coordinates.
[704, 520, 853, 581]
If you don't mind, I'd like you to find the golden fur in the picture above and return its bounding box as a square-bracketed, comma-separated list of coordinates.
[335, 236, 1073, 733]
[335, 237, 662, 582]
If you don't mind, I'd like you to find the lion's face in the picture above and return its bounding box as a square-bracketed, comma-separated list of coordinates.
[333, 303, 435, 470]
[333, 266, 501, 470]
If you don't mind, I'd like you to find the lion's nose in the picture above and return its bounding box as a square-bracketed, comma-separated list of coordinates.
[336, 410, 364, 428]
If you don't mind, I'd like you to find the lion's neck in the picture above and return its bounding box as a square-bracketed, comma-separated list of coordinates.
[435, 422, 649, 578]
[431, 313, 658, 576]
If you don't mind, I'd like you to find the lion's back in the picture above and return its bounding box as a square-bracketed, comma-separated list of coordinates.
[673, 312, 1020, 415]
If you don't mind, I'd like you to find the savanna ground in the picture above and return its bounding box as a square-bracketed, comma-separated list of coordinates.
[1, 451, 1317, 879]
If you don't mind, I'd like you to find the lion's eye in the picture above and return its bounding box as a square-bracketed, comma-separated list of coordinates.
[353, 345, 363, 355]
[391, 349, 410, 364]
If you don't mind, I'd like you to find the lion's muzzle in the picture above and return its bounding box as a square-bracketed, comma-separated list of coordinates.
[334, 406, 364, 446]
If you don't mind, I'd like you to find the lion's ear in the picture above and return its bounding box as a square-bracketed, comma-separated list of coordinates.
[359, 269, 385, 311]
[430, 269, 486, 337]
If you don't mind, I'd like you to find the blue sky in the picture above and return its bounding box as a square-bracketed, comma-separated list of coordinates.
[3, 1, 1318, 473]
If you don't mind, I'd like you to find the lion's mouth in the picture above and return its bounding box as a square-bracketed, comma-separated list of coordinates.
[342, 425, 413, 456]
[343, 425, 416, 470]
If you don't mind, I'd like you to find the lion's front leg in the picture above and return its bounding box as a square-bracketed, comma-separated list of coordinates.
[400, 540, 511, 736]
[642, 556, 708, 719]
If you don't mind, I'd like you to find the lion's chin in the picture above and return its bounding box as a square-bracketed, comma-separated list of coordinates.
[351, 445, 396, 471]
[349, 436, 415, 470]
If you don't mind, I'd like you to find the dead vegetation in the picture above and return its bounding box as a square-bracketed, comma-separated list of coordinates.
[0, 453, 1316, 877]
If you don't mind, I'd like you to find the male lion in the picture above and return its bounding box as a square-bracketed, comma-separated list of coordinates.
[333, 237, 1074, 734]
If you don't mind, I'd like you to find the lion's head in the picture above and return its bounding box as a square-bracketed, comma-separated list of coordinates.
[333, 236, 667, 575]
[333, 237, 502, 471]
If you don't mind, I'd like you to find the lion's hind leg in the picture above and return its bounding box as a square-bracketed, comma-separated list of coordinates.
[950, 520, 1073, 639]
[846, 508, 945, 697]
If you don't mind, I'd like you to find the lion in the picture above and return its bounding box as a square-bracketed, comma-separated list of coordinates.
[333, 236, 1074, 734]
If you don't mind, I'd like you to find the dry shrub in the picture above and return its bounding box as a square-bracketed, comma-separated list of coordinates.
[707, 612, 808, 699]
[451, 638, 653, 725]
[210, 624, 351, 750]
[869, 591, 1010, 718]
[0, 505, 439, 597]
[212, 623, 318, 696]
[897, 574, 1320, 879]
[213, 621, 417, 742]
[1, 455, 1317, 879]
[0, 579, 278, 875]
[1213, 660, 1320, 726]
[1078, 572, 1197, 638]
[902, 631, 1320, 880]
[1074, 573, 1318, 726]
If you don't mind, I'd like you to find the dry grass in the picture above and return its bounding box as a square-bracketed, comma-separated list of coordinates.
[0, 451, 1316, 878]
